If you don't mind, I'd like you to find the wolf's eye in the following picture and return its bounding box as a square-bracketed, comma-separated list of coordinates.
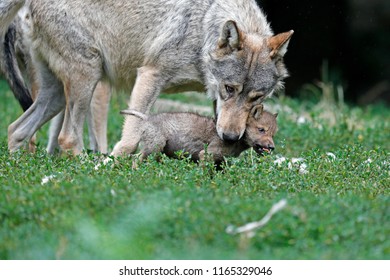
[225, 85, 235, 95]
[258, 128, 265, 133]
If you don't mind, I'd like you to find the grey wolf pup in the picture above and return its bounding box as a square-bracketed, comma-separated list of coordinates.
[121, 104, 277, 165]
[1, 0, 292, 156]
[0, 7, 111, 153]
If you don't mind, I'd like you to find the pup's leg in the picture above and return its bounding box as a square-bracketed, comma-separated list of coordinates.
[199, 142, 224, 163]
[111, 66, 164, 157]
[134, 141, 165, 168]
[130, 124, 165, 169]
[46, 110, 64, 154]
[8, 62, 65, 152]
[87, 81, 111, 154]
[140, 133, 166, 161]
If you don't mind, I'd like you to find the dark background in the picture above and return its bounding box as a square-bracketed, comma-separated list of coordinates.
[259, 0, 390, 104]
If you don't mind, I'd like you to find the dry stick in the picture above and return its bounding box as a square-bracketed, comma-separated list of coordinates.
[226, 199, 288, 238]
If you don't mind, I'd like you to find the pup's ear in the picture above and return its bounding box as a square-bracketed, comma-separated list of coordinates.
[268, 30, 294, 58]
[218, 20, 241, 51]
[274, 113, 278, 118]
[251, 104, 264, 120]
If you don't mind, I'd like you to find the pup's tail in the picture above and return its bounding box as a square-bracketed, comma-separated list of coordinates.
[120, 109, 148, 120]
[0, 0, 25, 37]
[0, 22, 33, 111]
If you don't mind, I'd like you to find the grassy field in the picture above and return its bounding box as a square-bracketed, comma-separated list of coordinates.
[0, 78, 389, 259]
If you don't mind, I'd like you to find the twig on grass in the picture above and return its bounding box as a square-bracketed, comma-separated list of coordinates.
[226, 199, 288, 238]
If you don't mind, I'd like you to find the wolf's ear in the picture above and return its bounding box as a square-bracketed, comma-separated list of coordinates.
[251, 104, 264, 120]
[274, 113, 278, 118]
[268, 30, 294, 58]
[218, 20, 241, 51]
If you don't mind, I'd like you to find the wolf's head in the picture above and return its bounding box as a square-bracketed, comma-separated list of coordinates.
[244, 104, 278, 155]
[207, 20, 292, 142]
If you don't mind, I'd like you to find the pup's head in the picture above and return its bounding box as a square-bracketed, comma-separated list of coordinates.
[207, 20, 292, 142]
[244, 104, 278, 155]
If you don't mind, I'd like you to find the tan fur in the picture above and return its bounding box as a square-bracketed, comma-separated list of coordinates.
[1, 0, 292, 156]
[1, 3, 112, 154]
[123, 105, 277, 165]
[268, 31, 294, 58]
[88, 82, 111, 154]
[215, 98, 252, 142]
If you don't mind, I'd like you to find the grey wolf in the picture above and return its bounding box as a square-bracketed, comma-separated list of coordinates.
[121, 104, 278, 164]
[0, 6, 111, 153]
[1, 0, 292, 156]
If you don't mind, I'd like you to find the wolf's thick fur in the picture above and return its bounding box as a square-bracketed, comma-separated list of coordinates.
[121, 104, 277, 164]
[0, 1, 25, 35]
[1, 0, 292, 156]
[0, 7, 111, 153]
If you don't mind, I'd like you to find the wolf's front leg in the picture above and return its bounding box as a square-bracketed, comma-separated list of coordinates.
[58, 78, 99, 155]
[111, 66, 164, 157]
[46, 110, 65, 154]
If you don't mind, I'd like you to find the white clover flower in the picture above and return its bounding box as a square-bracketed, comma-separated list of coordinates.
[287, 158, 308, 174]
[299, 163, 309, 174]
[41, 175, 56, 185]
[274, 157, 308, 174]
[291, 157, 305, 164]
[326, 152, 336, 161]
[297, 116, 306, 124]
[274, 156, 287, 166]
[364, 158, 373, 165]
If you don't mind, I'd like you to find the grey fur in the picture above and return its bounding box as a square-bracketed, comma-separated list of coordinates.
[120, 109, 147, 121]
[0, 8, 111, 153]
[0, 21, 33, 111]
[122, 106, 278, 164]
[0, 0, 25, 36]
[1, 0, 292, 156]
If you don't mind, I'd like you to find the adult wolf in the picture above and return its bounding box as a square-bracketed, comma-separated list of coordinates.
[1, 0, 293, 156]
[0, 6, 111, 154]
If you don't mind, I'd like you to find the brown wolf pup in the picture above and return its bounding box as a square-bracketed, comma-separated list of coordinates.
[1, 0, 292, 156]
[121, 104, 277, 165]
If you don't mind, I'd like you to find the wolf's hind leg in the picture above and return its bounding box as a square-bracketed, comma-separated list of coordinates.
[8, 62, 65, 152]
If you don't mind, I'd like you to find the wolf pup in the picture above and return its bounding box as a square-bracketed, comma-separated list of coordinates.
[1, 0, 292, 156]
[121, 104, 277, 165]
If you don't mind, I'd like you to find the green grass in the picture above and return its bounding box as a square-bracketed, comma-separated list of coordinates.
[0, 79, 389, 260]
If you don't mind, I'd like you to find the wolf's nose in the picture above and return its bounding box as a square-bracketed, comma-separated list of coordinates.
[222, 133, 240, 142]
[268, 145, 275, 151]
